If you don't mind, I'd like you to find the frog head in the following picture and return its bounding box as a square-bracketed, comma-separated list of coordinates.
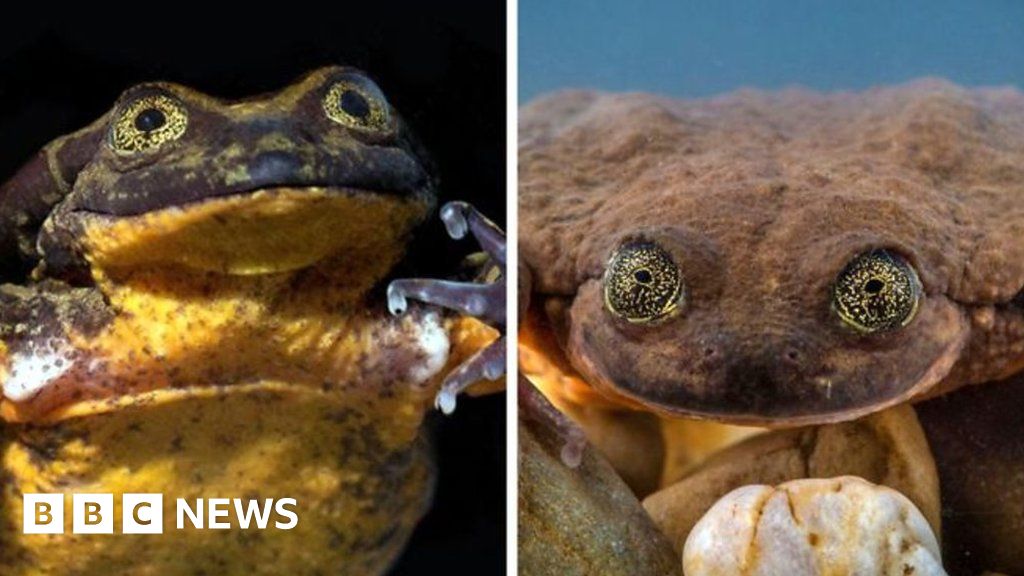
[562, 188, 970, 427]
[521, 88, 1024, 426]
[0, 67, 452, 420]
[9, 66, 434, 287]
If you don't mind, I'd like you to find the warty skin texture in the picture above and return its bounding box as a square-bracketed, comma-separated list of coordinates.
[520, 79, 1024, 425]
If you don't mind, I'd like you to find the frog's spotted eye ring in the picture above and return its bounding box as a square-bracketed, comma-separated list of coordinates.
[323, 80, 390, 131]
[110, 94, 188, 153]
[832, 249, 921, 333]
[603, 241, 685, 323]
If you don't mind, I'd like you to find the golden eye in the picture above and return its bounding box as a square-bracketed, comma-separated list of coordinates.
[110, 94, 188, 153]
[603, 241, 685, 323]
[832, 249, 921, 333]
[323, 80, 390, 131]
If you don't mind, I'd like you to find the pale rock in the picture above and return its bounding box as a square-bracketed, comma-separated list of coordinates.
[683, 476, 946, 576]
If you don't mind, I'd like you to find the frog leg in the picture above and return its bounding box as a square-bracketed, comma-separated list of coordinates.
[0, 280, 113, 413]
[387, 202, 506, 413]
[518, 374, 681, 574]
[519, 376, 587, 467]
[0, 115, 109, 281]
[428, 336, 506, 414]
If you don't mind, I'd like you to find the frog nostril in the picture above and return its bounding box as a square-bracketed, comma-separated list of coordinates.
[783, 348, 802, 364]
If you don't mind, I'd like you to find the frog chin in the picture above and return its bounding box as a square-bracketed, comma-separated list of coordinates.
[594, 347, 961, 428]
[571, 333, 967, 428]
[76, 186, 432, 277]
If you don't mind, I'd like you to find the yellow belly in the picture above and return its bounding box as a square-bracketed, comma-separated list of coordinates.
[0, 382, 434, 576]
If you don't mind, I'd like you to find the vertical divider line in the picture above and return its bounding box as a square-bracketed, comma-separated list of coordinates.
[505, 0, 519, 573]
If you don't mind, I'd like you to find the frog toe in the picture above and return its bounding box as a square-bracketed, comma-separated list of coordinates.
[386, 202, 505, 326]
[519, 377, 588, 468]
[387, 202, 506, 411]
[434, 336, 506, 414]
[388, 279, 504, 325]
[440, 201, 506, 266]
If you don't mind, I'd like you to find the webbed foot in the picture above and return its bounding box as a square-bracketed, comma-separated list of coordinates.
[388, 201, 505, 414]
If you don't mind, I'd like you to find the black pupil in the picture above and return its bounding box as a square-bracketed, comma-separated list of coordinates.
[634, 269, 653, 284]
[865, 279, 885, 294]
[340, 90, 371, 119]
[135, 108, 166, 132]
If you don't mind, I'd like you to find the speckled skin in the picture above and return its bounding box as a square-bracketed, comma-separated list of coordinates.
[520, 80, 1024, 573]
[521, 79, 1024, 425]
[0, 67, 497, 575]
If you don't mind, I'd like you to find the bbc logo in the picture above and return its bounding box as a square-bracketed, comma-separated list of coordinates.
[24, 493, 163, 534]
[23, 493, 298, 534]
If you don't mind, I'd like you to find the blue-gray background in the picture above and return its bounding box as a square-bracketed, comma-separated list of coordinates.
[520, 0, 1024, 102]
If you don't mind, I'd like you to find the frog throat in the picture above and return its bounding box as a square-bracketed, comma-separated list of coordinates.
[77, 186, 431, 278]
[0, 184, 477, 421]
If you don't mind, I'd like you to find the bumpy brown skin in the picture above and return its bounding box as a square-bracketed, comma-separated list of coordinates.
[520, 79, 1024, 426]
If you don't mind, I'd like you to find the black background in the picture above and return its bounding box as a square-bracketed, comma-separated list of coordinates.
[0, 3, 506, 575]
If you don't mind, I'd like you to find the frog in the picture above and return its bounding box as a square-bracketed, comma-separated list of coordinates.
[518, 79, 1024, 574]
[0, 66, 505, 575]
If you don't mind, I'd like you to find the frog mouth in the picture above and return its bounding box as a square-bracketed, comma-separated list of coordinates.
[575, 332, 966, 428]
[76, 185, 434, 276]
[565, 288, 971, 427]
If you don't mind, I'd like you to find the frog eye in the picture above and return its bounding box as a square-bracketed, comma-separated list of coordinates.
[323, 80, 390, 131]
[110, 94, 188, 153]
[603, 241, 685, 323]
[832, 249, 921, 333]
